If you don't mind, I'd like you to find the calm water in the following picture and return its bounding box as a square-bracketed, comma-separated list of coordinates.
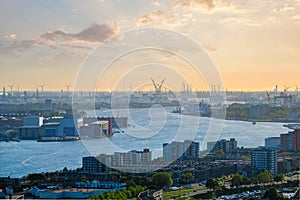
[0, 108, 288, 178]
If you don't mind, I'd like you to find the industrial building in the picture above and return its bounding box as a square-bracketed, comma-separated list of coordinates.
[19, 115, 80, 140]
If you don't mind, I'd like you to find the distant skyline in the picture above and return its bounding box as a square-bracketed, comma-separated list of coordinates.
[0, 0, 299, 91]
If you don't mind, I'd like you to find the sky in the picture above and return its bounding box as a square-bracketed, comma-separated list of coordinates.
[0, 0, 299, 92]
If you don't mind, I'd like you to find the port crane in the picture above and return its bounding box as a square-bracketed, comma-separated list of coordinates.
[283, 85, 291, 93]
[151, 78, 165, 95]
[39, 84, 45, 92]
[65, 84, 72, 92]
[8, 84, 14, 95]
[266, 91, 271, 102]
[295, 85, 299, 96]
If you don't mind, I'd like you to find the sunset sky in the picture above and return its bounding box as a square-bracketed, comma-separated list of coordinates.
[0, 0, 299, 92]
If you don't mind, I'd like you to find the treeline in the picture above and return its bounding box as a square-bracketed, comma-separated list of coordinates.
[226, 103, 300, 121]
[88, 185, 145, 200]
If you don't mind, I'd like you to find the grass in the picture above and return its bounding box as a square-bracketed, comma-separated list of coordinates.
[163, 187, 207, 199]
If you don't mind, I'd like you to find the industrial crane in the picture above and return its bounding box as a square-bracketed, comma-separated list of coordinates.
[151, 78, 165, 94]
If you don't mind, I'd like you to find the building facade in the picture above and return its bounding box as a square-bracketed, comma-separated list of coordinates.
[163, 140, 199, 161]
[251, 148, 278, 175]
[265, 137, 280, 149]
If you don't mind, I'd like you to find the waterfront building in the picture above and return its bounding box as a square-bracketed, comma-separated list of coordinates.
[97, 149, 152, 167]
[79, 121, 109, 137]
[19, 116, 44, 139]
[208, 138, 237, 153]
[58, 115, 79, 137]
[163, 140, 199, 161]
[293, 129, 300, 151]
[82, 156, 104, 173]
[265, 137, 280, 149]
[280, 132, 294, 151]
[251, 147, 278, 175]
[281, 124, 300, 151]
[23, 116, 43, 127]
[19, 126, 40, 140]
[40, 123, 60, 137]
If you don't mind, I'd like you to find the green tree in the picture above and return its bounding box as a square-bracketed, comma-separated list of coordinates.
[152, 172, 173, 189]
[206, 178, 219, 191]
[263, 188, 281, 200]
[250, 177, 258, 185]
[180, 172, 194, 184]
[274, 174, 285, 183]
[27, 173, 46, 185]
[257, 170, 272, 184]
[242, 177, 250, 186]
[241, 155, 250, 161]
[215, 150, 225, 157]
[231, 173, 243, 188]
[63, 167, 68, 172]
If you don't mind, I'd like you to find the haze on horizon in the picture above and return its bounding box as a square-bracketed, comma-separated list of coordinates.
[0, 0, 299, 92]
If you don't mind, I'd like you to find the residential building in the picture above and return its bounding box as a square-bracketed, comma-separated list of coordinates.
[163, 140, 199, 161]
[265, 137, 280, 149]
[280, 132, 294, 151]
[82, 156, 104, 173]
[251, 147, 278, 175]
[293, 129, 300, 151]
[208, 138, 237, 153]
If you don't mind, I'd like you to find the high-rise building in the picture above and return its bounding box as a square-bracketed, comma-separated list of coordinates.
[265, 137, 280, 149]
[82, 156, 104, 173]
[293, 129, 300, 151]
[280, 132, 294, 151]
[163, 140, 199, 161]
[251, 148, 278, 175]
[208, 138, 237, 153]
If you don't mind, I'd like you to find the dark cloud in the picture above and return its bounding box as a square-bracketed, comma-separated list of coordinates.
[41, 23, 120, 43]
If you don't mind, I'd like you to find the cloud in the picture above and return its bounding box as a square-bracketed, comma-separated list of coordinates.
[4, 34, 17, 40]
[137, 10, 163, 25]
[1, 40, 44, 52]
[137, 0, 238, 26]
[180, 0, 216, 11]
[41, 22, 121, 43]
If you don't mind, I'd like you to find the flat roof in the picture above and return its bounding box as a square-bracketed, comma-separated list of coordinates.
[42, 122, 60, 126]
[91, 121, 108, 125]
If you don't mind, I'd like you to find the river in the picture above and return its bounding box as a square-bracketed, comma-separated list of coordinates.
[0, 108, 289, 178]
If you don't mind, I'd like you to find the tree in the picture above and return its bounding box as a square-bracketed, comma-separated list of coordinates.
[257, 170, 272, 184]
[151, 172, 173, 189]
[274, 174, 284, 183]
[242, 177, 250, 186]
[206, 178, 219, 191]
[241, 155, 250, 161]
[263, 188, 281, 200]
[180, 172, 194, 184]
[250, 177, 258, 185]
[231, 173, 243, 188]
[215, 150, 225, 157]
[27, 173, 46, 185]
[63, 167, 68, 172]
